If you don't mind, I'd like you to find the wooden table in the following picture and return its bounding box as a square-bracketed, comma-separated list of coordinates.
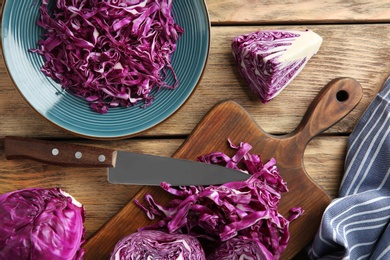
[0, 0, 389, 258]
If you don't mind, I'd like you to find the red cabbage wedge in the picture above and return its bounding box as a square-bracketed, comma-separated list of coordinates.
[0, 188, 86, 260]
[32, 0, 184, 113]
[232, 30, 322, 103]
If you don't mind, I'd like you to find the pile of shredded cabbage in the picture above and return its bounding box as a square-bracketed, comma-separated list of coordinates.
[31, 0, 184, 113]
[135, 140, 303, 259]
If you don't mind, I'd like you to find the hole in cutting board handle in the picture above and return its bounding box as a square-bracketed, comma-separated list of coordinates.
[336, 90, 349, 102]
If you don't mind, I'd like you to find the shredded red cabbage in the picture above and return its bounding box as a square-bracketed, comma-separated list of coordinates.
[135, 139, 303, 259]
[31, 0, 184, 113]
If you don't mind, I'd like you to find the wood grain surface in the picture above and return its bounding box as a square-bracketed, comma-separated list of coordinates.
[206, 0, 390, 24]
[1, 0, 388, 259]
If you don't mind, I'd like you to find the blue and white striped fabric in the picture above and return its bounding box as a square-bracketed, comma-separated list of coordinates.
[308, 77, 390, 259]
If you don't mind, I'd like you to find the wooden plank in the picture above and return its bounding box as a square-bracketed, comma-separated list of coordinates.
[206, 0, 390, 24]
[2, 0, 390, 25]
[304, 136, 347, 198]
[0, 24, 386, 139]
[0, 136, 346, 239]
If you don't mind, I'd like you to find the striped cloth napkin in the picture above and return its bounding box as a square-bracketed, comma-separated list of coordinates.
[308, 77, 390, 259]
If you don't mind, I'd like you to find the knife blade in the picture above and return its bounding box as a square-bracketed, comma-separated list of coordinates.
[4, 136, 250, 186]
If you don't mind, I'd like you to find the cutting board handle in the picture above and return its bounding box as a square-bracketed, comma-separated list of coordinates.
[291, 77, 363, 145]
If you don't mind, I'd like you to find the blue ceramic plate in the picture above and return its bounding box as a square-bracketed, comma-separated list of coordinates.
[1, 0, 210, 139]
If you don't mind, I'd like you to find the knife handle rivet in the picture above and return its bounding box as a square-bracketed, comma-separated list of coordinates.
[75, 151, 82, 159]
[52, 148, 59, 156]
[98, 155, 106, 163]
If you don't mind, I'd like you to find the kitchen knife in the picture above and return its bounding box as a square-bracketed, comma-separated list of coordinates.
[4, 136, 249, 186]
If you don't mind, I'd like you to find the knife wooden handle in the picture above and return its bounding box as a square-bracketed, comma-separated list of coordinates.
[4, 136, 117, 167]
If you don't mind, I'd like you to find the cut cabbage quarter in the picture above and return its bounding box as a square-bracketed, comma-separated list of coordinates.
[232, 30, 322, 103]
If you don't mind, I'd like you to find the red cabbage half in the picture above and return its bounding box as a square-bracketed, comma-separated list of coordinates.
[32, 0, 184, 113]
[207, 236, 274, 260]
[232, 30, 322, 103]
[135, 140, 303, 259]
[0, 188, 86, 260]
[110, 230, 206, 260]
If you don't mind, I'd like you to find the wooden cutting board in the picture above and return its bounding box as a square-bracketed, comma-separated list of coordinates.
[83, 77, 363, 259]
